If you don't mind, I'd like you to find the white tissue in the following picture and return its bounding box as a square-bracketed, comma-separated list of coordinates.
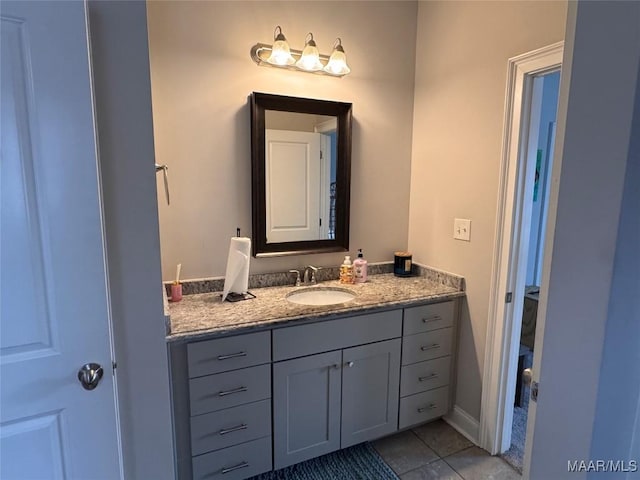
[221, 237, 251, 302]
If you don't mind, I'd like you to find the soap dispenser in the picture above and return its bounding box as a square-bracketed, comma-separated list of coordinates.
[340, 255, 354, 284]
[353, 249, 368, 283]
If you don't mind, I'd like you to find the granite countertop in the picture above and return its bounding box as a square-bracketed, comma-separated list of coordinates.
[167, 273, 465, 343]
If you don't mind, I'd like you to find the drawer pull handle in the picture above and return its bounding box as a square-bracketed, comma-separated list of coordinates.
[221, 461, 249, 474]
[420, 343, 440, 351]
[218, 386, 247, 397]
[217, 351, 247, 361]
[418, 373, 438, 382]
[418, 403, 437, 413]
[219, 423, 248, 435]
[422, 315, 441, 323]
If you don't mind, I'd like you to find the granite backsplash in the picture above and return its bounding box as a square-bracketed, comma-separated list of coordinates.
[164, 262, 464, 297]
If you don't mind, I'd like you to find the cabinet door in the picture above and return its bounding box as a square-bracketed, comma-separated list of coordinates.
[273, 350, 342, 469]
[341, 339, 401, 448]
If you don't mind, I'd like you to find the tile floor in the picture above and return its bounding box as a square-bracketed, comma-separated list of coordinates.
[373, 420, 521, 480]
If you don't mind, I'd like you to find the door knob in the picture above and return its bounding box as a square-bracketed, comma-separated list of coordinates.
[78, 363, 104, 390]
[522, 368, 533, 386]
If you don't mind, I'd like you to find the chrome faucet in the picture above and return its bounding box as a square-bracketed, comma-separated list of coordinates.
[289, 270, 301, 287]
[303, 265, 319, 285]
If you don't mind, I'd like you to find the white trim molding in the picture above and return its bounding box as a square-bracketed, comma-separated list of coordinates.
[479, 42, 563, 456]
[445, 405, 480, 446]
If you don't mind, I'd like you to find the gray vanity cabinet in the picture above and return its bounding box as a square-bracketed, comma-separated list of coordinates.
[169, 300, 458, 480]
[341, 339, 401, 448]
[399, 301, 456, 429]
[168, 331, 273, 480]
[271, 310, 403, 470]
[272, 350, 342, 469]
[273, 338, 402, 469]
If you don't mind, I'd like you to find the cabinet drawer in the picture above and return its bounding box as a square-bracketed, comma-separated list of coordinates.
[188, 331, 270, 378]
[400, 357, 451, 397]
[190, 364, 270, 416]
[191, 399, 271, 456]
[399, 386, 449, 429]
[404, 301, 454, 335]
[192, 436, 271, 480]
[402, 328, 453, 365]
[273, 309, 402, 361]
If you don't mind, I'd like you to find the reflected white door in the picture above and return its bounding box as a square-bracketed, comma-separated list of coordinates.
[0, 2, 122, 479]
[265, 130, 321, 243]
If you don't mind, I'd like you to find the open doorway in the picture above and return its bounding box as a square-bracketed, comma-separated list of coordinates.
[501, 70, 560, 472]
[479, 42, 563, 469]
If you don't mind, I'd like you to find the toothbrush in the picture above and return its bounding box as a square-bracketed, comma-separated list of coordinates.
[174, 263, 182, 285]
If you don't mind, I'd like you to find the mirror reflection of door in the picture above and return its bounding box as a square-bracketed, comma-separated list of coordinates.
[265, 129, 322, 243]
[264, 111, 337, 243]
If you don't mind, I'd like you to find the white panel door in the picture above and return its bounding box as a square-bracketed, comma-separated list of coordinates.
[0, 2, 122, 479]
[265, 130, 321, 243]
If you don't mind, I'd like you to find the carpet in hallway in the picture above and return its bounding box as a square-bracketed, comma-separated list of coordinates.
[502, 383, 531, 473]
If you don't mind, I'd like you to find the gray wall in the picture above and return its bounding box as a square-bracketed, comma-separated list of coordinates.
[589, 59, 640, 479]
[88, 2, 175, 478]
[526, 1, 640, 477]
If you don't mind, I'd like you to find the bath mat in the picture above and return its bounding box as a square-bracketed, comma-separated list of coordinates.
[249, 442, 399, 480]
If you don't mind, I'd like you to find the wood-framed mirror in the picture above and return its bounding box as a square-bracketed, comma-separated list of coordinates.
[250, 92, 352, 257]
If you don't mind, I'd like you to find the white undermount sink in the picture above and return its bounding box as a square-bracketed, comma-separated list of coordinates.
[286, 287, 356, 306]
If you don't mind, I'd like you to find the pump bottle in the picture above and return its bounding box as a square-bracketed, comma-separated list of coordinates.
[339, 255, 354, 284]
[353, 249, 368, 283]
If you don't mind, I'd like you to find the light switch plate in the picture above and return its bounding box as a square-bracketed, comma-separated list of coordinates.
[454, 218, 471, 241]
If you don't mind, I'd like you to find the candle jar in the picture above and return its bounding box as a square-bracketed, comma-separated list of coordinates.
[394, 251, 413, 276]
[170, 283, 183, 302]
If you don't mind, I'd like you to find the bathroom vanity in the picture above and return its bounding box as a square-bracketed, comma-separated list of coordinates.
[167, 273, 463, 480]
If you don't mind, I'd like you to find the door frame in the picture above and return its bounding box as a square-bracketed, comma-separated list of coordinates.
[315, 118, 337, 240]
[479, 42, 563, 455]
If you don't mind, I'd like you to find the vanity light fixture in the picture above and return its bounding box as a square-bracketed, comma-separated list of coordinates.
[251, 26, 351, 77]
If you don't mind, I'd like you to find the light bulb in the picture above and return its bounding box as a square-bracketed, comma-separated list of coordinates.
[296, 33, 323, 72]
[324, 38, 350, 76]
[267, 26, 295, 66]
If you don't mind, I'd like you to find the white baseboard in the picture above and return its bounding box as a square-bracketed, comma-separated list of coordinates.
[444, 405, 480, 446]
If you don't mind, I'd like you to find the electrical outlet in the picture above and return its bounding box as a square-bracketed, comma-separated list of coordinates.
[454, 218, 471, 241]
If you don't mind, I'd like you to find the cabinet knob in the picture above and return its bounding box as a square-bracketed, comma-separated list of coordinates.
[346, 361, 354, 368]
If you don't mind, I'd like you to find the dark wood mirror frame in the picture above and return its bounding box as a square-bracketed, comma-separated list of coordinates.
[250, 92, 353, 257]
